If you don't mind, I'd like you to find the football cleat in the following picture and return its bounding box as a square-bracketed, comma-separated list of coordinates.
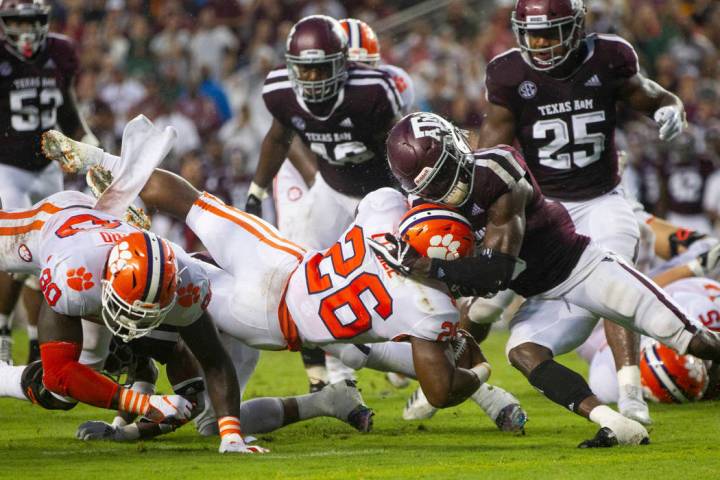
[578, 427, 619, 448]
[494, 403, 528, 434]
[617, 386, 652, 426]
[324, 380, 373, 433]
[41, 129, 88, 173]
[86, 165, 152, 230]
[386, 372, 410, 389]
[0, 327, 12, 365]
[402, 387, 438, 421]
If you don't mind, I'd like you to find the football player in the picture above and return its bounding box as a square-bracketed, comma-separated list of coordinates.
[0, 118, 262, 454]
[250, 15, 404, 391]
[42, 129, 531, 428]
[374, 111, 720, 447]
[472, 0, 687, 425]
[0, 0, 97, 364]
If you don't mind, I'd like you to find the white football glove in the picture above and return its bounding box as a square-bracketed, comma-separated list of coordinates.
[687, 242, 720, 278]
[145, 394, 194, 424]
[653, 105, 685, 142]
[219, 433, 269, 454]
[76, 421, 139, 441]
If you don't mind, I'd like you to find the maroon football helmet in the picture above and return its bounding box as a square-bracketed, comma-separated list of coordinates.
[386, 112, 475, 207]
[0, 0, 50, 60]
[285, 15, 348, 103]
[511, 0, 586, 71]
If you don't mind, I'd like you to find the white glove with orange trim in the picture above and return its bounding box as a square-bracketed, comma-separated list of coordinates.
[218, 416, 269, 454]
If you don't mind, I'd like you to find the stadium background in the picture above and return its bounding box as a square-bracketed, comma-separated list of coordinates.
[46, 0, 720, 248]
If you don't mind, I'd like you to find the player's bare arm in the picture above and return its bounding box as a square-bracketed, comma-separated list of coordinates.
[139, 169, 201, 220]
[245, 118, 295, 214]
[409, 335, 488, 408]
[177, 313, 241, 421]
[481, 181, 531, 256]
[618, 73, 686, 141]
[473, 102, 516, 149]
[56, 84, 95, 142]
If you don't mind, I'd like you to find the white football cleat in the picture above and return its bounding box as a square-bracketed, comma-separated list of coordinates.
[618, 383, 652, 426]
[402, 387, 438, 421]
[586, 405, 649, 447]
[386, 372, 410, 388]
[41, 129, 91, 173]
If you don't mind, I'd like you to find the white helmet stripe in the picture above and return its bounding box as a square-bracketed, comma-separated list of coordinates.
[349, 19, 361, 49]
[645, 345, 689, 403]
[143, 232, 163, 304]
[399, 208, 471, 235]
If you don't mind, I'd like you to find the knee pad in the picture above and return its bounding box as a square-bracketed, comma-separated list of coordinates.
[336, 344, 370, 370]
[528, 359, 593, 413]
[20, 361, 77, 411]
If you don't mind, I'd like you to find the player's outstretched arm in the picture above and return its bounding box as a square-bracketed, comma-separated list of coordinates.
[245, 118, 295, 216]
[619, 73, 686, 141]
[178, 313, 267, 453]
[472, 102, 516, 149]
[410, 334, 490, 408]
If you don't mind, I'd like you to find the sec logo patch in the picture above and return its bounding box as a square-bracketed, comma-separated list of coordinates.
[518, 80, 537, 99]
[18, 244, 32, 262]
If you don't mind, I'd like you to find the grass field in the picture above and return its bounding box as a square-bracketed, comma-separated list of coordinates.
[1, 330, 719, 480]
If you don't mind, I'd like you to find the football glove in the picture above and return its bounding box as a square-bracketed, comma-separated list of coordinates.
[367, 233, 425, 277]
[144, 394, 194, 425]
[654, 105, 685, 142]
[687, 242, 720, 278]
[244, 182, 267, 217]
[219, 433, 269, 454]
[76, 421, 139, 441]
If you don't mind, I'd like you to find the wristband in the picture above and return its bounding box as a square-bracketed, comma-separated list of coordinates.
[248, 182, 268, 201]
[470, 362, 491, 384]
[218, 416, 242, 438]
[687, 259, 705, 277]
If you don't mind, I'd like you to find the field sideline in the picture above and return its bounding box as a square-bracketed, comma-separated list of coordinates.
[1, 330, 718, 479]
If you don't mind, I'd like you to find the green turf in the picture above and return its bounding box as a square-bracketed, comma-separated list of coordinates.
[1, 330, 718, 480]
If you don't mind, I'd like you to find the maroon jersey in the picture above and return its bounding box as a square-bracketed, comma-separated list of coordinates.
[485, 34, 639, 201]
[458, 146, 590, 297]
[0, 34, 79, 171]
[662, 154, 717, 215]
[262, 63, 403, 197]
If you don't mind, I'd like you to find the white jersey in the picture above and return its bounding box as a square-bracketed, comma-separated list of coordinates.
[0, 191, 209, 327]
[663, 277, 720, 332]
[285, 188, 459, 345]
[379, 64, 415, 114]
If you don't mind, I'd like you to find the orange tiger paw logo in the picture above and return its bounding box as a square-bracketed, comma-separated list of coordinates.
[67, 267, 94, 291]
[177, 283, 201, 307]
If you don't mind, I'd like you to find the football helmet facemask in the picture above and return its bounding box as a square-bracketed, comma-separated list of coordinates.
[511, 0, 586, 71]
[102, 231, 178, 342]
[0, 0, 50, 60]
[387, 112, 475, 207]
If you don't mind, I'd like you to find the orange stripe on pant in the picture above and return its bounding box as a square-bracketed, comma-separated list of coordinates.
[193, 196, 306, 262]
[278, 265, 301, 352]
[0, 202, 61, 220]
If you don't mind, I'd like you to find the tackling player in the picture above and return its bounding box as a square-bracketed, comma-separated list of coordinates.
[0, 0, 97, 364]
[374, 111, 720, 447]
[471, 0, 687, 425]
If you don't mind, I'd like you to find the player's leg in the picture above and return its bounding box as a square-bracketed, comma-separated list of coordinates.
[506, 297, 648, 446]
[565, 191, 649, 424]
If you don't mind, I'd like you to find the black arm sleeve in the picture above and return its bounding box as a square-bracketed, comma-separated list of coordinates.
[429, 249, 521, 296]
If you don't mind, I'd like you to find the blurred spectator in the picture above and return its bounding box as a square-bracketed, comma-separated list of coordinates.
[189, 6, 239, 81]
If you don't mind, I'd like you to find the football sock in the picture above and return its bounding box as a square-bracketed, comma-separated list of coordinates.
[365, 342, 416, 378]
[528, 359, 594, 413]
[0, 362, 27, 401]
[0, 313, 9, 329]
[471, 383, 520, 420]
[617, 365, 641, 391]
[239, 397, 285, 434]
[26, 325, 37, 341]
[295, 389, 333, 420]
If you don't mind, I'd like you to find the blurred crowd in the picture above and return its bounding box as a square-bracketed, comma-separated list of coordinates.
[48, 0, 720, 246]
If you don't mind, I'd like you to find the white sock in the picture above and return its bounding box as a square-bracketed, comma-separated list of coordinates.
[305, 365, 328, 385]
[0, 363, 28, 401]
[239, 397, 285, 434]
[617, 365, 641, 390]
[26, 325, 37, 341]
[326, 354, 356, 383]
[365, 342, 417, 378]
[0, 313, 9, 329]
[589, 405, 623, 427]
[471, 383, 518, 420]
